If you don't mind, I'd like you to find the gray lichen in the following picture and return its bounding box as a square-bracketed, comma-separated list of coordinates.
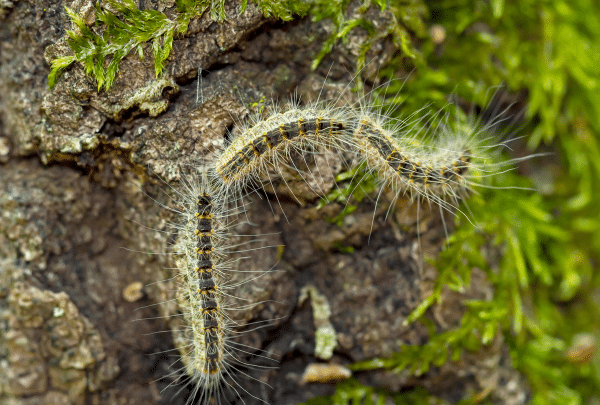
[299, 285, 338, 360]
[0, 262, 117, 404]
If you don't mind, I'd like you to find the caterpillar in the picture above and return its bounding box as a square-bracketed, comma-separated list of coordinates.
[213, 81, 507, 222]
[352, 111, 473, 213]
[213, 101, 356, 201]
[177, 181, 224, 381]
[343, 82, 532, 224]
[149, 165, 277, 405]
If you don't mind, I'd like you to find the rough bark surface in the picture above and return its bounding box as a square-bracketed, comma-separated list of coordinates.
[0, 1, 528, 404]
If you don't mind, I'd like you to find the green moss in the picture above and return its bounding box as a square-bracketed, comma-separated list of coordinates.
[49, 0, 238, 89]
[241, 0, 309, 21]
[50, 0, 189, 90]
[308, 0, 427, 72]
[390, 1, 600, 403]
[49, 0, 425, 90]
[301, 378, 439, 405]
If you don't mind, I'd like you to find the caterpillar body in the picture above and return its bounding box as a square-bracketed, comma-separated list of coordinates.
[353, 113, 473, 207]
[183, 189, 223, 377]
[159, 166, 275, 405]
[214, 103, 355, 199]
[214, 89, 496, 218]
[169, 168, 230, 400]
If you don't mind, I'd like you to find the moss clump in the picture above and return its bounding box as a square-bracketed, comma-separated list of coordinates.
[241, 0, 309, 21]
[49, 0, 249, 89]
[48, 0, 425, 90]
[308, 0, 427, 71]
[50, 0, 198, 90]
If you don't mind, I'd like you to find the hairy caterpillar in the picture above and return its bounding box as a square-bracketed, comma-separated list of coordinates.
[343, 82, 534, 226]
[213, 101, 356, 201]
[351, 109, 473, 216]
[213, 77, 519, 226]
[175, 173, 226, 384]
[141, 165, 278, 405]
